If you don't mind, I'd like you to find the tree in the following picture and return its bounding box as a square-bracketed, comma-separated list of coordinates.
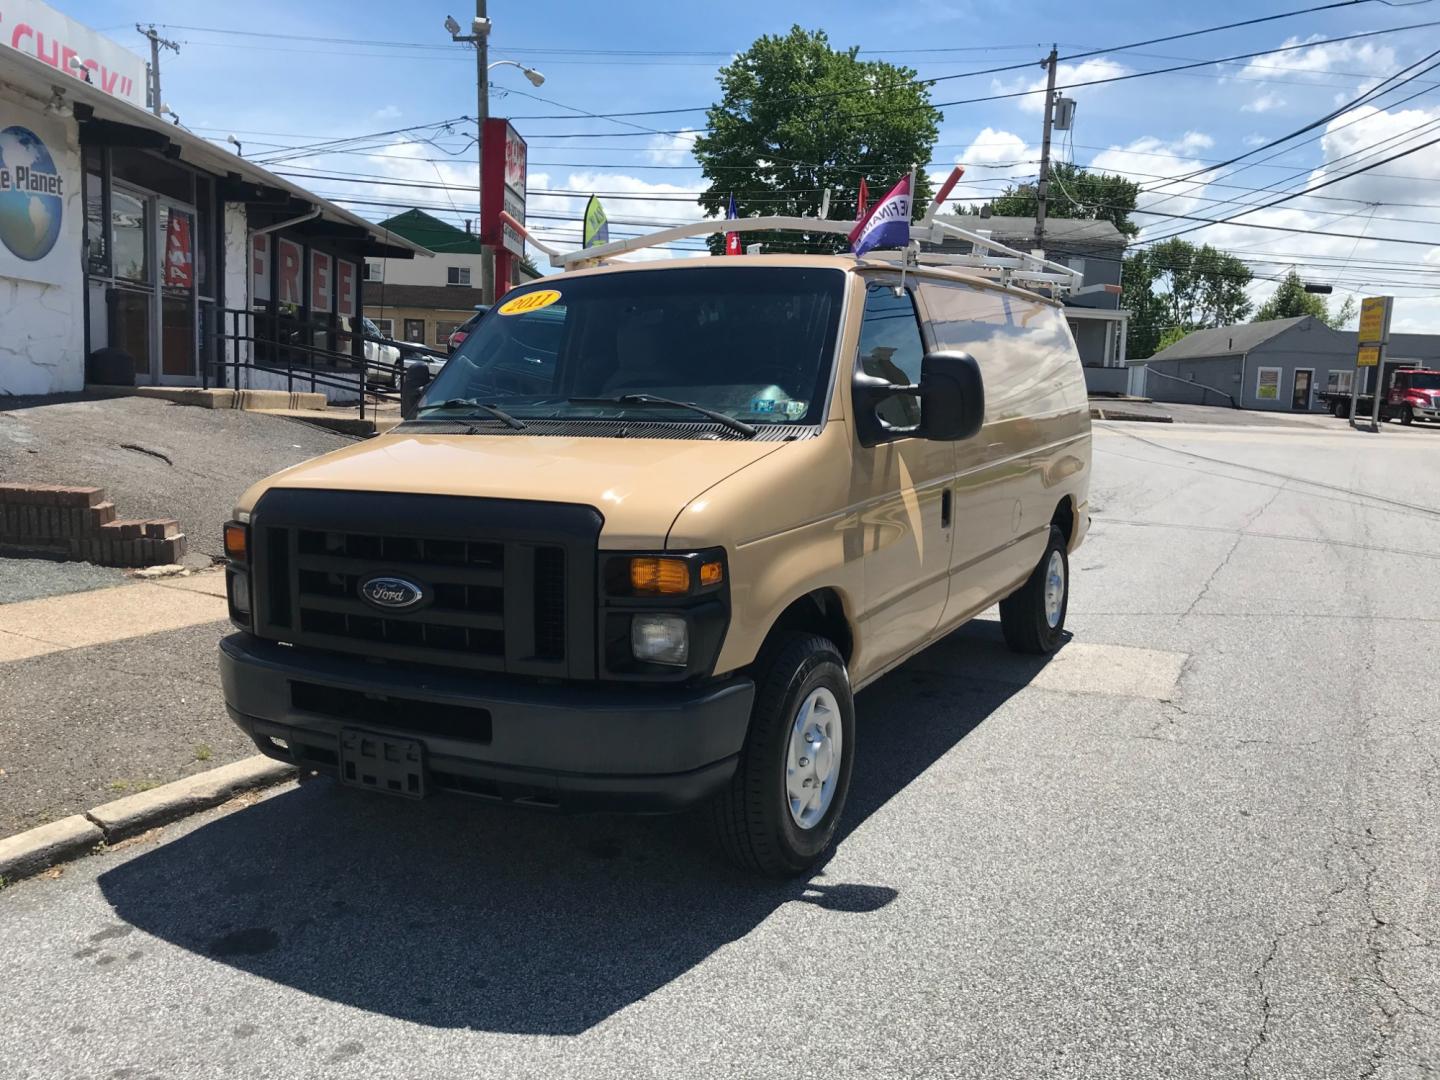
[988, 163, 1141, 237]
[1124, 239, 1254, 358]
[692, 27, 940, 253]
[1253, 271, 1357, 328]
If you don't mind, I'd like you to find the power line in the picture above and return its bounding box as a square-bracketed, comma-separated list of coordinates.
[497, 19, 1440, 128]
[1138, 127, 1440, 246]
[1139, 45, 1440, 214]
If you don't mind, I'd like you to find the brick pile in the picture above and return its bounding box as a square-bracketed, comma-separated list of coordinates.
[0, 484, 186, 567]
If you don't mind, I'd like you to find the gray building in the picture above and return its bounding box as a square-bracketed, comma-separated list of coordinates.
[925, 215, 1131, 394]
[1142, 316, 1440, 411]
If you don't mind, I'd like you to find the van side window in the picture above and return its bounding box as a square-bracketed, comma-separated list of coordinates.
[857, 284, 925, 430]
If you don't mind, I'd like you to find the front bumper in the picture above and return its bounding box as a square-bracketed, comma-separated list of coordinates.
[1412, 407, 1440, 421]
[219, 633, 754, 812]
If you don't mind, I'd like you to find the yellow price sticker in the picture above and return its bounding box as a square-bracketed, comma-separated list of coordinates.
[497, 289, 562, 316]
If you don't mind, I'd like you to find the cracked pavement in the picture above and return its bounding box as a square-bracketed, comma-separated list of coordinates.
[0, 418, 1437, 1079]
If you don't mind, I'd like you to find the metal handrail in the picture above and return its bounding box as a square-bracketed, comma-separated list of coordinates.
[1143, 365, 1238, 409]
[207, 307, 407, 424]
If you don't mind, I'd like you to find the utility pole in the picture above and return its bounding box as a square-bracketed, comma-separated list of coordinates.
[1034, 44, 1058, 255]
[136, 25, 180, 117]
[474, 0, 495, 304]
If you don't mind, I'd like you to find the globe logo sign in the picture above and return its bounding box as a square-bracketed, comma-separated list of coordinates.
[0, 126, 64, 263]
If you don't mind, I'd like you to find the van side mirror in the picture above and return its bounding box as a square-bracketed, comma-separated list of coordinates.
[852, 350, 984, 445]
[918, 351, 984, 441]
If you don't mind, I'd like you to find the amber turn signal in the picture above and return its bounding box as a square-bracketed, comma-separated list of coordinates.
[629, 556, 690, 595]
[223, 522, 249, 563]
[699, 560, 724, 587]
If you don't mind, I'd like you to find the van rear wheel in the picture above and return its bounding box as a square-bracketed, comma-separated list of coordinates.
[711, 634, 855, 877]
[999, 525, 1069, 655]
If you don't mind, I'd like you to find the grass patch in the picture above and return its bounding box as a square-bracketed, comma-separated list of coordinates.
[194, 744, 213, 763]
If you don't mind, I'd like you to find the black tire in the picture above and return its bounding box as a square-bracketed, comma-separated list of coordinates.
[1401, 407, 1414, 426]
[390, 358, 405, 389]
[999, 525, 1069, 655]
[712, 634, 855, 877]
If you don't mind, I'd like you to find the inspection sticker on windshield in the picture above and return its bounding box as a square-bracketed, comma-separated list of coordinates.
[498, 289, 562, 316]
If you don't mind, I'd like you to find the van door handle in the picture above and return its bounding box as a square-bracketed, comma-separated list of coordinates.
[941, 488, 953, 528]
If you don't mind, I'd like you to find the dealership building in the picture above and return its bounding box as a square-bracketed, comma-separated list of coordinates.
[0, 2, 430, 398]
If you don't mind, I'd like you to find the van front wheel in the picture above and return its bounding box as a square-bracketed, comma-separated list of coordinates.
[712, 634, 855, 877]
[999, 525, 1069, 655]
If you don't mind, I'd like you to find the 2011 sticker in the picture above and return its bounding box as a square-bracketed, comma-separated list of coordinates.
[498, 289, 562, 316]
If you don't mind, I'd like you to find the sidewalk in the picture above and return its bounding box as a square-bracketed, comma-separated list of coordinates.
[0, 570, 250, 838]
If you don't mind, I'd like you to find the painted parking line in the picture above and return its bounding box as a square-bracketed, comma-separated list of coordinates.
[0, 573, 228, 662]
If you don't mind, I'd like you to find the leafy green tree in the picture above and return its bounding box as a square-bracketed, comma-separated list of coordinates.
[1155, 325, 1193, 352]
[1124, 239, 1254, 358]
[988, 163, 1141, 237]
[693, 27, 940, 253]
[1253, 270, 1357, 328]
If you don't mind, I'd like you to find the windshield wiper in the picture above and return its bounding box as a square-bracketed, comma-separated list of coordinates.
[417, 398, 528, 430]
[566, 394, 757, 438]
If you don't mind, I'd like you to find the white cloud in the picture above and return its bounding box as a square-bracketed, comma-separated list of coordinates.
[1244, 134, 1267, 147]
[995, 58, 1127, 114]
[1235, 35, 1396, 84]
[1134, 102, 1440, 331]
[1243, 93, 1286, 114]
[371, 105, 402, 122]
[1088, 132, 1218, 227]
[645, 129, 698, 167]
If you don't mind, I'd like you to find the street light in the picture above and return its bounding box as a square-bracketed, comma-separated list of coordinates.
[443, 9, 546, 303]
[488, 58, 545, 87]
[226, 134, 243, 156]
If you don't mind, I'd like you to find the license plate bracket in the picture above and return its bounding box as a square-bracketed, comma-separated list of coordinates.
[338, 729, 427, 799]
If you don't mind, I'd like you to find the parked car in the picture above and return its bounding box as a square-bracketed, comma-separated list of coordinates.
[343, 317, 446, 388]
[447, 305, 489, 354]
[219, 256, 1091, 876]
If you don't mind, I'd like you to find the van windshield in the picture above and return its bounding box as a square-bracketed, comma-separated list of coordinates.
[418, 267, 845, 429]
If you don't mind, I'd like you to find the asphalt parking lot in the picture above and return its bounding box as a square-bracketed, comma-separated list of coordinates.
[1, 417, 1437, 1079]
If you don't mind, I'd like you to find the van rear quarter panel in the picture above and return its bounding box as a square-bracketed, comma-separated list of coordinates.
[917, 277, 1091, 618]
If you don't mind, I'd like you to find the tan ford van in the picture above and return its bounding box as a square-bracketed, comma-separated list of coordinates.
[219, 254, 1090, 875]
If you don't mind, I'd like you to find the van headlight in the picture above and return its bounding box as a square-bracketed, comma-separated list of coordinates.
[631, 614, 689, 666]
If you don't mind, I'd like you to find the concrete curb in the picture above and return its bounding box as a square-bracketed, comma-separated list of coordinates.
[1090, 408, 1174, 423]
[0, 755, 296, 886]
[0, 815, 104, 883]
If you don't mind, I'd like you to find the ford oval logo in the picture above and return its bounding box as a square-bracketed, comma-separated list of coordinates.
[359, 575, 427, 611]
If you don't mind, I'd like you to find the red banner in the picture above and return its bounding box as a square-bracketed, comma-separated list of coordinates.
[164, 212, 193, 288]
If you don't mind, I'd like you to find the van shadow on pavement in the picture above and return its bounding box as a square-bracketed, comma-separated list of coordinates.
[98, 620, 1057, 1036]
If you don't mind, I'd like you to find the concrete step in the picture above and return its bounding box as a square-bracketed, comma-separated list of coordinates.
[86, 386, 329, 411]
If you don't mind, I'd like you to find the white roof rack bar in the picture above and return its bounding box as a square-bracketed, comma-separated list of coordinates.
[545, 213, 1083, 297]
[552, 216, 852, 269]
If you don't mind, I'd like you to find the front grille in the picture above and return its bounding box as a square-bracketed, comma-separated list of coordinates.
[250, 490, 601, 678]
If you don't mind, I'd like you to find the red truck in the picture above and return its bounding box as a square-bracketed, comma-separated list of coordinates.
[1318, 363, 1440, 424]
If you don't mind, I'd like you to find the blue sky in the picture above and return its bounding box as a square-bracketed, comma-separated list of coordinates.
[56, 0, 1440, 328]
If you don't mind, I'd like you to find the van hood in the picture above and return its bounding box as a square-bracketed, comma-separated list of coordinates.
[237, 431, 789, 548]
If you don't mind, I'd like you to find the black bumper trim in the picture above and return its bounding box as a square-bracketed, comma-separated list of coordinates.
[219, 633, 754, 812]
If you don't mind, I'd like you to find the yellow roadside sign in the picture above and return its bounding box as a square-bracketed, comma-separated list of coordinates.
[1358, 296, 1391, 346]
[1357, 346, 1380, 367]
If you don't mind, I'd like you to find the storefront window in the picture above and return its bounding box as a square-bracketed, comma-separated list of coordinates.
[85, 149, 108, 275]
[195, 177, 215, 300]
[112, 188, 149, 283]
